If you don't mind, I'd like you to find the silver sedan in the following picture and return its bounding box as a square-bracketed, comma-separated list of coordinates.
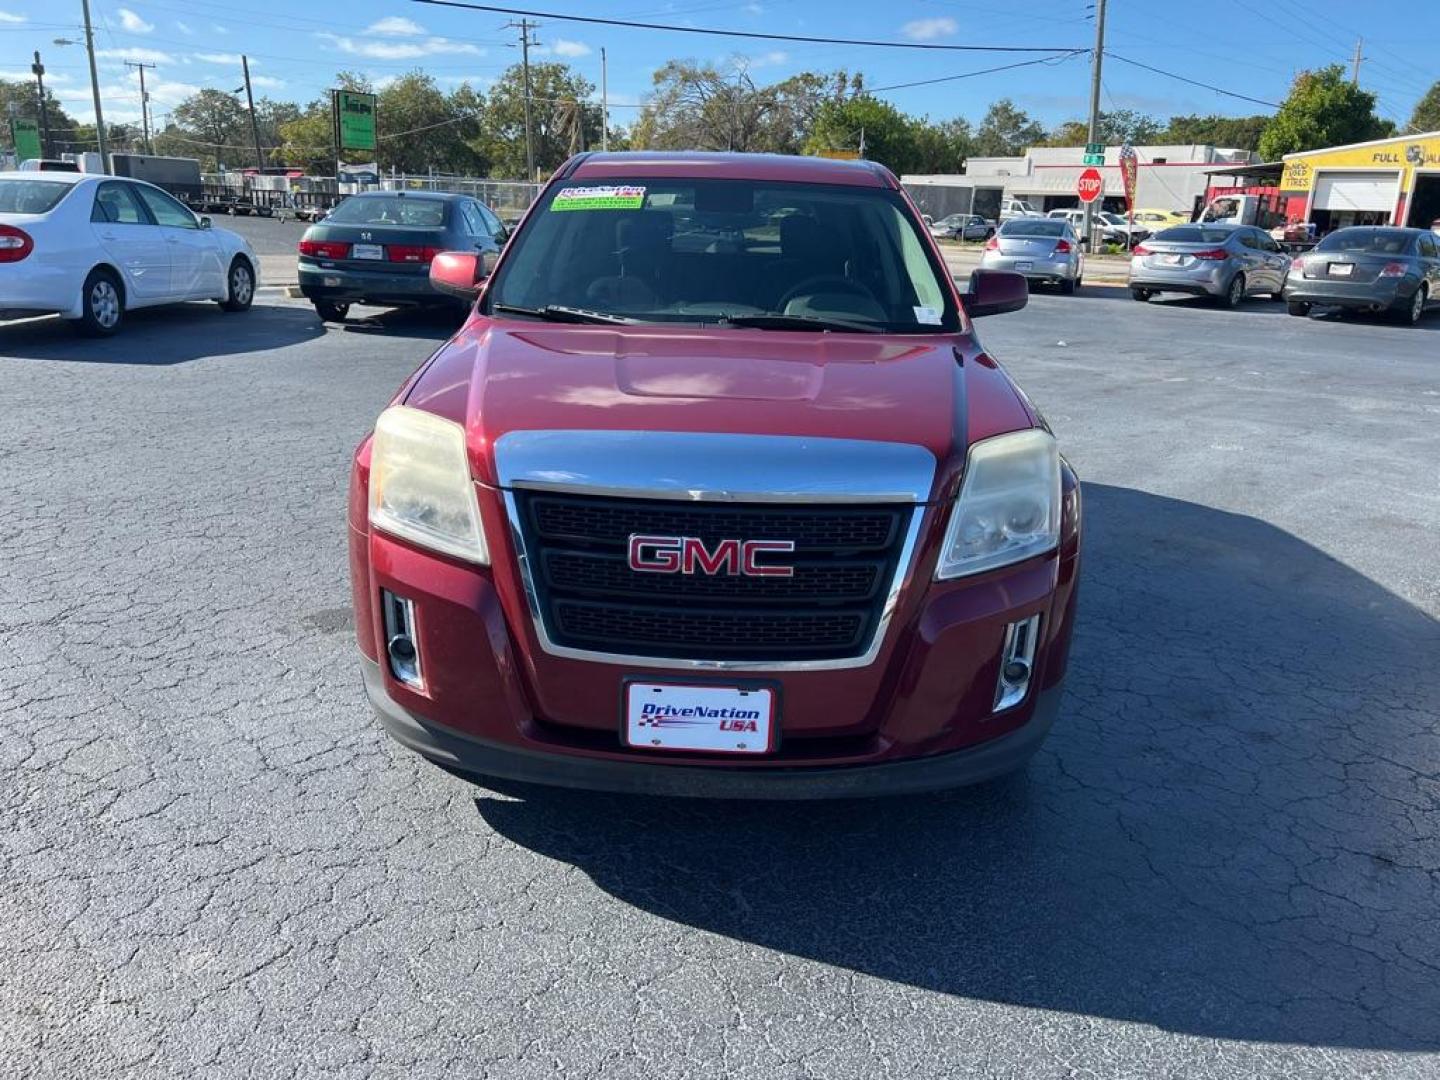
[980, 218, 1085, 294]
[1128, 223, 1290, 307]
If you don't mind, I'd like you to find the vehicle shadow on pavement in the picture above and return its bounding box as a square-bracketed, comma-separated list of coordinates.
[0, 302, 324, 364]
[337, 305, 465, 342]
[472, 482, 1440, 1052]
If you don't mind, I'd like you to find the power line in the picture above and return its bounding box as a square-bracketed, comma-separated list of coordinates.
[866, 51, 1086, 94]
[1104, 52, 1281, 110]
[410, 0, 1084, 52]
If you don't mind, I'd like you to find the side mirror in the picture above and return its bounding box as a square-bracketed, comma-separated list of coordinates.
[429, 250, 491, 300]
[199, 215, 213, 230]
[965, 269, 1028, 318]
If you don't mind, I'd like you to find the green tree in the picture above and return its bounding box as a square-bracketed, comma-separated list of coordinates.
[1405, 81, 1440, 135]
[909, 117, 973, 173]
[973, 99, 1044, 156]
[483, 61, 599, 178]
[1041, 109, 1162, 148]
[1161, 113, 1270, 151]
[171, 88, 250, 160]
[1258, 65, 1394, 160]
[375, 70, 482, 174]
[0, 77, 79, 156]
[805, 95, 917, 173]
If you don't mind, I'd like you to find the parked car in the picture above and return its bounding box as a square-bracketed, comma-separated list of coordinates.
[1132, 208, 1189, 230]
[0, 170, 257, 335]
[1283, 226, 1440, 325]
[1128, 223, 1289, 307]
[999, 197, 1043, 222]
[982, 217, 1084, 293]
[1046, 208, 1149, 247]
[350, 151, 1080, 799]
[297, 190, 508, 322]
[929, 213, 994, 241]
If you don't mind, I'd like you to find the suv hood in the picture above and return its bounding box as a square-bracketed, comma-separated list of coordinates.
[402, 320, 1032, 499]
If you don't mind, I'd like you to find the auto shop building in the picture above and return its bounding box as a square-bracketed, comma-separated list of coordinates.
[1280, 131, 1440, 231]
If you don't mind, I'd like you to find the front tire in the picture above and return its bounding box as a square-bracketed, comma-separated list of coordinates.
[219, 258, 254, 313]
[314, 300, 350, 323]
[73, 268, 124, 337]
[1220, 273, 1245, 308]
[1287, 301, 1311, 317]
[1130, 287, 1150, 302]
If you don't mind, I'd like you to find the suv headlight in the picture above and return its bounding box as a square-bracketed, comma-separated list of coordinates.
[935, 429, 1060, 579]
[368, 405, 488, 564]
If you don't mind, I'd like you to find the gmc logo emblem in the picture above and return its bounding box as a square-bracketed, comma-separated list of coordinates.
[627, 535, 795, 577]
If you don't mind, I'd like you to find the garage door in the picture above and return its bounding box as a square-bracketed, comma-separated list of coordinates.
[1312, 172, 1399, 212]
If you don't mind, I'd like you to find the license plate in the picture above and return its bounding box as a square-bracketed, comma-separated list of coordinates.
[1160, 254, 1183, 266]
[624, 682, 775, 754]
[1329, 263, 1354, 276]
[323, 276, 341, 287]
[1015, 261, 1033, 271]
[352, 244, 384, 260]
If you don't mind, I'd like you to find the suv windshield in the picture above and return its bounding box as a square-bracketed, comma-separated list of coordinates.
[0, 179, 72, 214]
[1316, 228, 1414, 255]
[1000, 219, 1066, 238]
[326, 195, 447, 227]
[484, 178, 957, 332]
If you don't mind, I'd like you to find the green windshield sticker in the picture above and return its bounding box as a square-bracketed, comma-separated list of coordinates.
[551, 185, 647, 211]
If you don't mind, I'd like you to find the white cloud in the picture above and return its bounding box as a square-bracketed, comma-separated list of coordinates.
[95, 46, 174, 63]
[1, 68, 71, 82]
[901, 16, 957, 41]
[0, 10, 25, 23]
[117, 7, 154, 33]
[193, 51, 242, 64]
[316, 32, 483, 59]
[210, 23, 228, 35]
[174, 20, 192, 34]
[551, 38, 590, 58]
[248, 74, 284, 89]
[746, 50, 788, 68]
[366, 16, 424, 36]
[744, 2, 763, 12]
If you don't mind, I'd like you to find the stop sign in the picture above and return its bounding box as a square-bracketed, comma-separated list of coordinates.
[1077, 167, 1104, 203]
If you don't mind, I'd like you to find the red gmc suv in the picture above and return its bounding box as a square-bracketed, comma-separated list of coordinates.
[348, 152, 1081, 798]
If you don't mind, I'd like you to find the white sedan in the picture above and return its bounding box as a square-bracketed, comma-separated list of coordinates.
[0, 170, 259, 335]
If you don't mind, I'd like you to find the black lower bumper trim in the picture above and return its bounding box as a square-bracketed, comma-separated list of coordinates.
[362, 657, 1062, 800]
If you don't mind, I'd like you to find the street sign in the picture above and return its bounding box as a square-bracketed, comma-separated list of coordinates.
[1082, 153, 1104, 166]
[332, 90, 377, 153]
[10, 118, 41, 163]
[1077, 167, 1104, 204]
[1085, 142, 1104, 155]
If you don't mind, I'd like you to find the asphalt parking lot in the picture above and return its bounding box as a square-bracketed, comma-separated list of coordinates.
[2, 291, 1437, 1078]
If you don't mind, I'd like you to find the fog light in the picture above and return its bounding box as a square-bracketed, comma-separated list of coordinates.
[381, 590, 422, 688]
[994, 614, 1040, 712]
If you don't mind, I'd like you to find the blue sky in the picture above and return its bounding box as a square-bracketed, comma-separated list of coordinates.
[2, 0, 1435, 138]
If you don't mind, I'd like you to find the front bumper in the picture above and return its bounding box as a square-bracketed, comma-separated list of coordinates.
[298, 261, 446, 306]
[365, 656, 1064, 798]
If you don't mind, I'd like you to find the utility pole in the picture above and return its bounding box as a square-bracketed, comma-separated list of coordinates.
[31, 51, 51, 158]
[124, 60, 156, 154]
[506, 19, 538, 180]
[859, 126, 866, 158]
[600, 47, 608, 152]
[1350, 37, 1365, 86]
[241, 55, 265, 172]
[80, 0, 108, 171]
[1082, 0, 1108, 254]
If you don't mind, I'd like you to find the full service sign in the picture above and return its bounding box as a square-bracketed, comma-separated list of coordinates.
[332, 90, 377, 153]
[1282, 134, 1440, 194]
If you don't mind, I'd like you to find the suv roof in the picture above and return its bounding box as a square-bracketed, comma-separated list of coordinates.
[567, 151, 895, 189]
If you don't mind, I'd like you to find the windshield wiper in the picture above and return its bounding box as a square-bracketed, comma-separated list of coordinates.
[492, 303, 640, 325]
[713, 312, 883, 334]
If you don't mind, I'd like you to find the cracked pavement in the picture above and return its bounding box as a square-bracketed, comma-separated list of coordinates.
[1, 293, 1437, 1078]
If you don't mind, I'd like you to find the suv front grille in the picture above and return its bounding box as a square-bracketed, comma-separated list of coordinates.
[514, 492, 912, 662]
